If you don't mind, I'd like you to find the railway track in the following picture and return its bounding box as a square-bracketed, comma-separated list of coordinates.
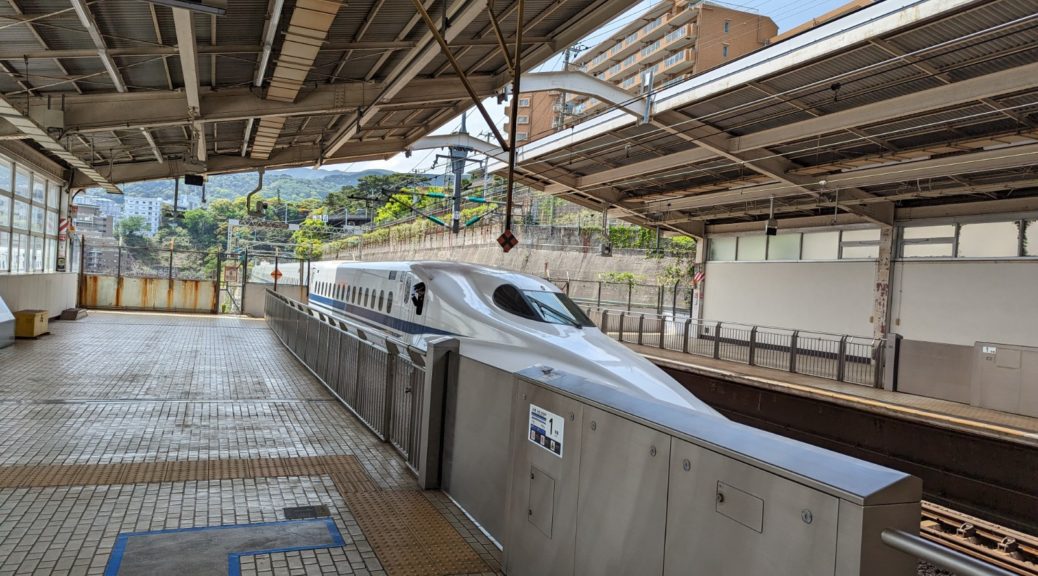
[922, 502, 1038, 575]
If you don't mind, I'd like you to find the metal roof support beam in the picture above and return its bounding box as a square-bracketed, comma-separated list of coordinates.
[409, 0, 509, 150]
[660, 143, 1038, 220]
[731, 61, 1038, 154]
[517, 71, 645, 118]
[69, 0, 127, 92]
[173, 7, 206, 163]
[69, 138, 408, 188]
[323, 0, 487, 158]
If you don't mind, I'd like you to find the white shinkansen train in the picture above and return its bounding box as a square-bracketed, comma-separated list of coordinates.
[308, 260, 722, 416]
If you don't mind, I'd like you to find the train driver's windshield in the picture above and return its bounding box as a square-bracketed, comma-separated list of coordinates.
[492, 285, 595, 328]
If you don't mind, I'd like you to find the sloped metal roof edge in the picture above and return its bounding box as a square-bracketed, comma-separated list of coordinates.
[491, 0, 979, 172]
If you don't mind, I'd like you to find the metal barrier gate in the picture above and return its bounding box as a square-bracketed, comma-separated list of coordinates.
[264, 290, 450, 479]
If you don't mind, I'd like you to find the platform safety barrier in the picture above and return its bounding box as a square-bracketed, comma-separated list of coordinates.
[264, 290, 451, 486]
[589, 308, 885, 387]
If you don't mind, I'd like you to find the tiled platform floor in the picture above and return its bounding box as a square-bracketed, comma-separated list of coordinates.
[0, 312, 501, 576]
[631, 343, 1038, 445]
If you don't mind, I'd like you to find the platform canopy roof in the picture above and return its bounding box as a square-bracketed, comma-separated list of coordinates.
[489, 0, 1038, 235]
[0, 0, 634, 191]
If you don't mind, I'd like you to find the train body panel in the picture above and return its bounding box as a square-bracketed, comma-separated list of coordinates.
[308, 260, 722, 416]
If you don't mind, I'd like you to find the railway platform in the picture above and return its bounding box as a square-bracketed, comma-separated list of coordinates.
[633, 344, 1038, 445]
[0, 311, 500, 576]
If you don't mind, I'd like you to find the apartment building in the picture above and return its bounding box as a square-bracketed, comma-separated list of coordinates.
[122, 196, 165, 237]
[505, 0, 776, 138]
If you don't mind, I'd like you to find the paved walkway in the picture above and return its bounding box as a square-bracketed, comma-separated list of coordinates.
[0, 311, 500, 576]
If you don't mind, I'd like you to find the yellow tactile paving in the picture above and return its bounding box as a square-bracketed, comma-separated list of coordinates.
[345, 490, 490, 576]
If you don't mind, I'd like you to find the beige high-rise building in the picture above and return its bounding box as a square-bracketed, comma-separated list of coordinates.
[505, 0, 777, 140]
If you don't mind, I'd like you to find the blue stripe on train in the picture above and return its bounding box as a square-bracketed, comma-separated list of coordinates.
[307, 293, 454, 336]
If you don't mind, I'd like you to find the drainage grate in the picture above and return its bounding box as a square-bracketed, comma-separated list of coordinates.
[283, 505, 331, 520]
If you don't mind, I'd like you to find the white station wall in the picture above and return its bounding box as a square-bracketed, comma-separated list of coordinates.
[0, 273, 78, 317]
[891, 260, 1038, 347]
[702, 261, 875, 336]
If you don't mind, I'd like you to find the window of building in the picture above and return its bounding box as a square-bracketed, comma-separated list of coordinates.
[517, 132, 528, 141]
[640, 40, 660, 58]
[664, 52, 686, 67]
[957, 221, 1019, 258]
[767, 233, 801, 260]
[644, 16, 662, 33]
[31, 236, 43, 272]
[0, 230, 7, 271]
[801, 231, 839, 260]
[31, 206, 44, 234]
[12, 200, 28, 230]
[723, 19, 730, 33]
[0, 157, 11, 193]
[622, 54, 636, 67]
[901, 225, 954, 258]
[516, 115, 529, 124]
[665, 26, 686, 43]
[11, 233, 27, 273]
[32, 177, 45, 204]
[622, 76, 637, 88]
[736, 235, 767, 261]
[722, 44, 729, 58]
[518, 98, 530, 107]
[0, 195, 9, 228]
[47, 181, 58, 209]
[14, 168, 29, 198]
[839, 228, 881, 259]
[707, 236, 736, 261]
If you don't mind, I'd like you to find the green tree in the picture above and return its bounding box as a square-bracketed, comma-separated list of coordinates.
[290, 218, 327, 260]
[117, 215, 149, 238]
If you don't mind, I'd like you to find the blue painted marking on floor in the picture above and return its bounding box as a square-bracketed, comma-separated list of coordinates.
[103, 518, 345, 576]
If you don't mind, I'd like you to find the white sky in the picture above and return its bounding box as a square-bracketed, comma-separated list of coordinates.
[318, 0, 857, 176]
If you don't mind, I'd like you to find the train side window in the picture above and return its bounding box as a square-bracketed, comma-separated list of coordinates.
[378, 290, 384, 311]
[363, 288, 369, 308]
[411, 282, 426, 315]
[386, 292, 393, 314]
[350, 286, 356, 303]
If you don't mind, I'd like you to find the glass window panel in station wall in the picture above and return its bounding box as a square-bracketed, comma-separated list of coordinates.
[47, 181, 58, 209]
[11, 233, 27, 273]
[14, 168, 30, 198]
[1026, 220, 1038, 257]
[801, 231, 839, 260]
[902, 242, 953, 258]
[31, 236, 43, 272]
[736, 235, 767, 261]
[957, 221, 1019, 258]
[0, 157, 11, 193]
[0, 231, 8, 271]
[842, 244, 881, 259]
[902, 224, 954, 239]
[766, 233, 801, 260]
[46, 238, 56, 272]
[46, 210, 58, 236]
[12, 200, 29, 230]
[841, 228, 882, 241]
[31, 206, 45, 233]
[0, 195, 10, 228]
[708, 236, 736, 261]
[32, 176, 45, 204]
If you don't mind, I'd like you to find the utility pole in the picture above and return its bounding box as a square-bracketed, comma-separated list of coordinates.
[448, 113, 469, 234]
[558, 44, 587, 129]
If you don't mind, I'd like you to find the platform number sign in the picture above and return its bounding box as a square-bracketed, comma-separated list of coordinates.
[528, 404, 564, 457]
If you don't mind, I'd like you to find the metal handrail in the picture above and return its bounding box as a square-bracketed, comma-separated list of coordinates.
[881, 530, 1017, 576]
[592, 306, 886, 387]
